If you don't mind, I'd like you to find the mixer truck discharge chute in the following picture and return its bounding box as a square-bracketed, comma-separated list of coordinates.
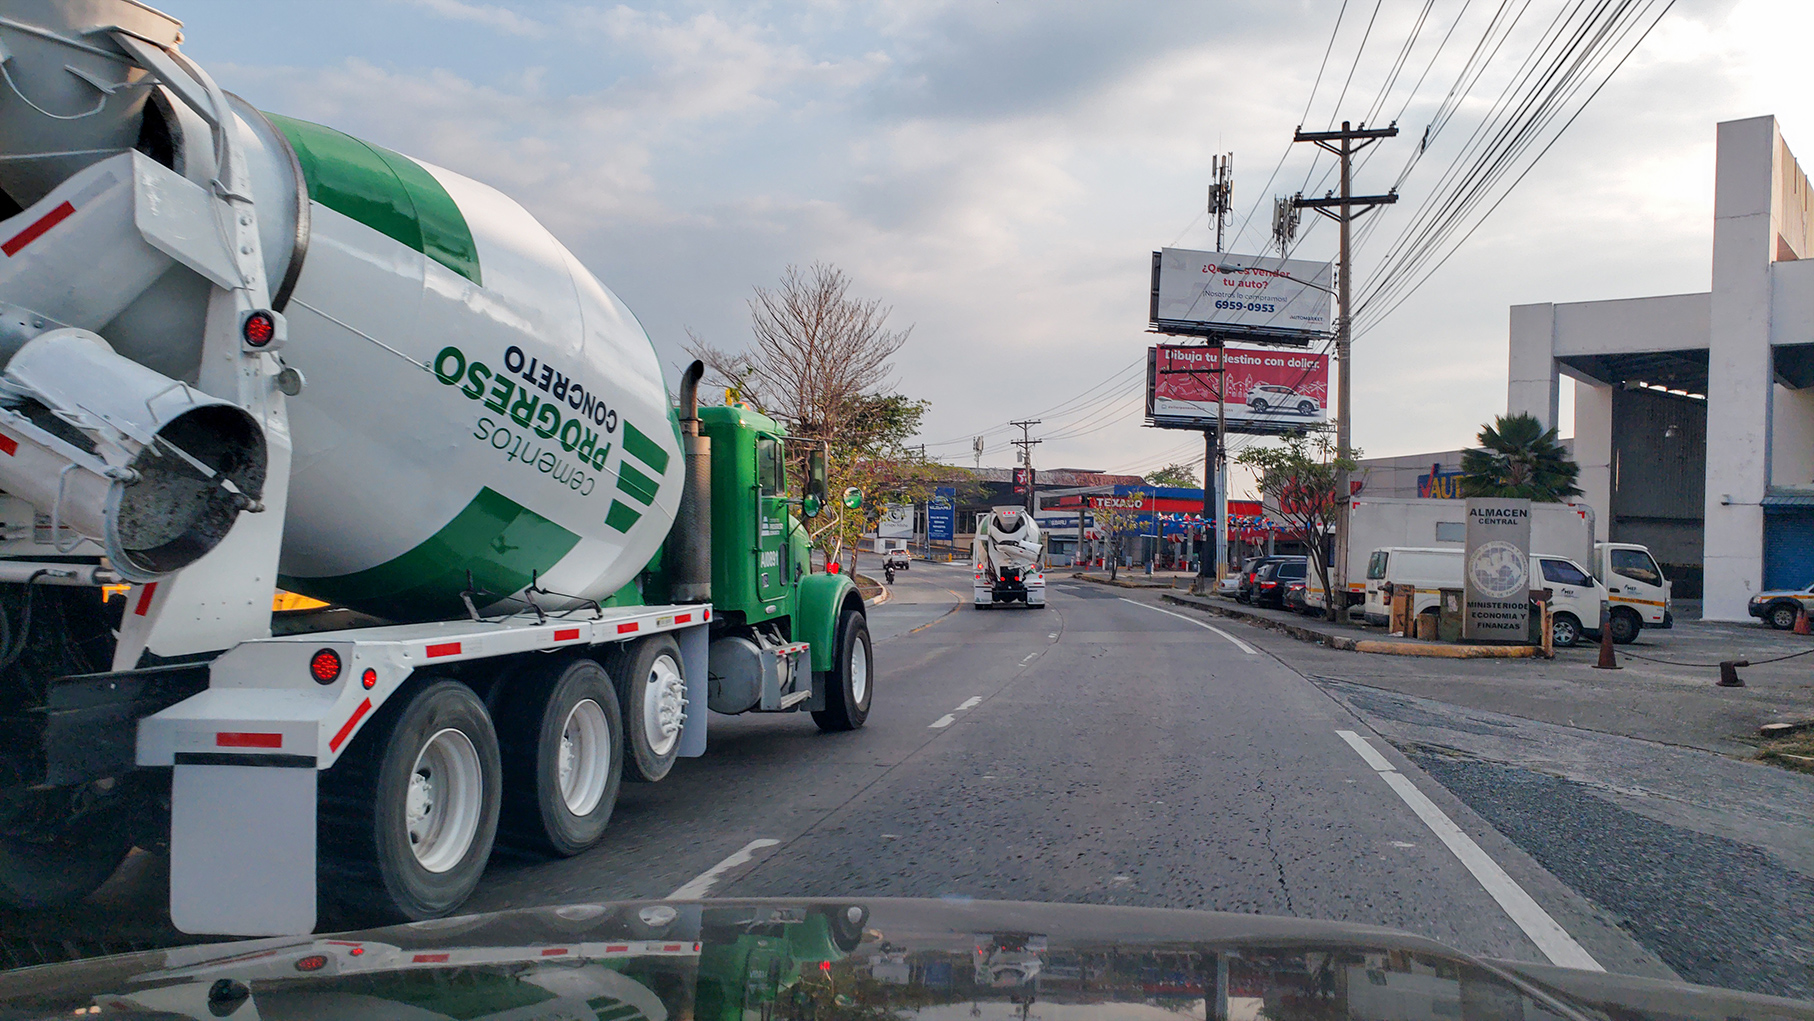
[973, 508, 1046, 608]
[0, 1, 874, 936]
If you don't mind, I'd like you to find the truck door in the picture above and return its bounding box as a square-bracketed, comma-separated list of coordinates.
[1537, 557, 1598, 624]
[1605, 545, 1668, 624]
[755, 434, 789, 604]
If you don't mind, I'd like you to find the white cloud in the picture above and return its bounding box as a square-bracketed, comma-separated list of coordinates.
[397, 0, 547, 38]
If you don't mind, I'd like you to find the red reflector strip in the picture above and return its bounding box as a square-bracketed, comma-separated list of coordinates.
[217, 732, 282, 748]
[605, 944, 628, 952]
[328, 698, 372, 752]
[412, 953, 449, 964]
[675, 613, 692, 624]
[0, 433, 15, 456]
[617, 622, 639, 634]
[554, 628, 580, 641]
[663, 944, 682, 952]
[540, 947, 568, 956]
[425, 642, 461, 658]
[133, 582, 158, 617]
[3, 201, 74, 257]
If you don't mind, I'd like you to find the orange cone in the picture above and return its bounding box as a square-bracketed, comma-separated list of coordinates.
[1796, 605, 1811, 636]
[1594, 614, 1619, 670]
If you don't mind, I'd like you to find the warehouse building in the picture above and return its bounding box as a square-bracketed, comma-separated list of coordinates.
[1506, 115, 1814, 620]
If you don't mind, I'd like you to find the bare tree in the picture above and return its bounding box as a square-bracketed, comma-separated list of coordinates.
[686, 263, 911, 441]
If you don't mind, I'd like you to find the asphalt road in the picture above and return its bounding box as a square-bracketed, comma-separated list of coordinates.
[11, 563, 1747, 994]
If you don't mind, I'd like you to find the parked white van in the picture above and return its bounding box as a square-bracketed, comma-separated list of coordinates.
[1593, 542, 1673, 642]
[1362, 547, 1610, 647]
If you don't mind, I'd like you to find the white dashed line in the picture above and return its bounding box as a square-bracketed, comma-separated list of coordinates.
[1117, 598, 1258, 654]
[1020, 652, 1038, 664]
[666, 838, 779, 900]
[1334, 730, 1604, 972]
[956, 696, 983, 711]
[929, 714, 955, 729]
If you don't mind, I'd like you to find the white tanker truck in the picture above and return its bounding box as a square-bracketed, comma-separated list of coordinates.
[0, 1, 874, 936]
[972, 508, 1046, 608]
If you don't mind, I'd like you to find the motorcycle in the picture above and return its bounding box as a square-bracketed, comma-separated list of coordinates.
[884, 565, 896, 585]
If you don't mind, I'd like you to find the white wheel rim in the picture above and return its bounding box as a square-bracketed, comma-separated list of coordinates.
[406, 728, 483, 874]
[849, 636, 869, 705]
[643, 655, 686, 757]
[558, 698, 611, 816]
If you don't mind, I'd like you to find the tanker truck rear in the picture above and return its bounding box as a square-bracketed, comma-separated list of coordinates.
[0, 1, 872, 937]
[973, 508, 1047, 608]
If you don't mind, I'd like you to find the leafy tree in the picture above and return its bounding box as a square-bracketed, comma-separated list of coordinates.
[1145, 462, 1199, 488]
[1236, 430, 1358, 608]
[1460, 413, 1582, 502]
[1088, 495, 1149, 581]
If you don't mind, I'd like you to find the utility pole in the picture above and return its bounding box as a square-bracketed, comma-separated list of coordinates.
[1293, 120, 1397, 620]
[1208, 153, 1233, 252]
[1009, 419, 1041, 514]
[972, 436, 984, 470]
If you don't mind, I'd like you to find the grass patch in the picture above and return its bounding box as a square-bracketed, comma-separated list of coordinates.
[1758, 730, 1814, 774]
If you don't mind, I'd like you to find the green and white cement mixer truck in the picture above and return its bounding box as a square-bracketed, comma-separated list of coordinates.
[0, 0, 872, 936]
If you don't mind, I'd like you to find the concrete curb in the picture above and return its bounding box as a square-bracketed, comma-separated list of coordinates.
[1157, 592, 1537, 658]
[1070, 572, 1177, 590]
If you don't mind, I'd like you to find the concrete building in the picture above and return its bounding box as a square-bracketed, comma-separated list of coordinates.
[1508, 115, 1814, 620]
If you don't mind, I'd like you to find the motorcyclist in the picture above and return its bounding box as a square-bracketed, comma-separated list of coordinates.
[884, 563, 896, 585]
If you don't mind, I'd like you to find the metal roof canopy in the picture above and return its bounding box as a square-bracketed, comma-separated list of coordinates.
[1558, 343, 1814, 392]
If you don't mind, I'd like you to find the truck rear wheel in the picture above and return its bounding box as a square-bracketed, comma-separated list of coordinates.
[500, 658, 623, 856]
[613, 636, 685, 784]
[1608, 607, 1642, 645]
[813, 609, 872, 733]
[0, 788, 133, 908]
[320, 679, 501, 924]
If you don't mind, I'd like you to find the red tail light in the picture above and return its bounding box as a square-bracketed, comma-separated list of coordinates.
[309, 649, 342, 684]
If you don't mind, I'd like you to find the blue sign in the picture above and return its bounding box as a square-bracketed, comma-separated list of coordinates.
[928, 486, 956, 541]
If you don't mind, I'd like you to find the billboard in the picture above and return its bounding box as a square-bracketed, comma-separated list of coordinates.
[878, 504, 914, 538]
[1146, 344, 1330, 433]
[928, 486, 956, 541]
[1149, 248, 1333, 345]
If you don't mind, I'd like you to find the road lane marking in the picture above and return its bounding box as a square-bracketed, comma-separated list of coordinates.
[1020, 652, 1038, 663]
[666, 838, 779, 900]
[1334, 730, 1604, 972]
[929, 714, 955, 729]
[956, 696, 982, 711]
[1117, 598, 1258, 654]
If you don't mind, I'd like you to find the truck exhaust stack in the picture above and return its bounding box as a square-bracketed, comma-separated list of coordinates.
[669, 359, 712, 602]
[0, 328, 264, 580]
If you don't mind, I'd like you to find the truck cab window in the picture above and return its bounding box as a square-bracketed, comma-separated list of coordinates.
[1367, 551, 1388, 580]
[1540, 559, 1591, 587]
[756, 436, 783, 495]
[1610, 548, 1661, 585]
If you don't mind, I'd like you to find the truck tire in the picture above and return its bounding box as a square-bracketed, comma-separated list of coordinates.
[1608, 607, 1642, 645]
[499, 658, 623, 856]
[613, 635, 685, 784]
[1768, 602, 1800, 630]
[320, 679, 501, 924]
[0, 789, 133, 908]
[813, 609, 872, 732]
[1551, 612, 1582, 649]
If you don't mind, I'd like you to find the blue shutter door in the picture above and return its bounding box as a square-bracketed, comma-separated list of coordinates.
[1763, 510, 1814, 590]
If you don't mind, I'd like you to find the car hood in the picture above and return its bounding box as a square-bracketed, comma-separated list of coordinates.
[0, 899, 1807, 1021]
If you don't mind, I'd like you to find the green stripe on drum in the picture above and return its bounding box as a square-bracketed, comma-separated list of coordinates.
[282, 487, 577, 619]
[265, 112, 482, 285]
[622, 421, 669, 474]
[604, 500, 642, 533]
[616, 461, 658, 506]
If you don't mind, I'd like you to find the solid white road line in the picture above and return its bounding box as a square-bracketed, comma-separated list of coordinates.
[929, 714, 956, 729]
[666, 838, 780, 900]
[956, 696, 983, 711]
[1334, 730, 1605, 972]
[1118, 598, 1258, 654]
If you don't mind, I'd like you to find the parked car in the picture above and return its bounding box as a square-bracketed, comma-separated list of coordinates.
[1217, 571, 1243, 597]
[1748, 582, 1814, 629]
[1246, 384, 1321, 416]
[884, 549, 911, 571]
[1252, 558, 1308, 609]
[1236, 555, 1291, 603]
[1282, 579, 1311, 614]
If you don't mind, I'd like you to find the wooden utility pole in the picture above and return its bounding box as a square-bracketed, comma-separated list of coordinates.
[1009, 419, 1041, 514]
[1292, 120, 1397, 620]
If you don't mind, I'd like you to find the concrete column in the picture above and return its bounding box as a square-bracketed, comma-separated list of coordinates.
[1508, 303, 1559, 429]
[1573, 378, 1613, 541]
[1703, 116, 1778, 620]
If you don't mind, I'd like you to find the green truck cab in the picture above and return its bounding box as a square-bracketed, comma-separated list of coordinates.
[679, 396, 871, 733]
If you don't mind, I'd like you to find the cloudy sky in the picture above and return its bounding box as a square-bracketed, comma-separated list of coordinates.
[164, 0, 1810, 493]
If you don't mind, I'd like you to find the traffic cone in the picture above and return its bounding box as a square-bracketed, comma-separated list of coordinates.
[1594, 616, 1619, 670]
[1796, 605, 1811, 636]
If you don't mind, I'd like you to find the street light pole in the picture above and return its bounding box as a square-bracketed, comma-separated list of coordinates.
[1291, 120, 1397, 619]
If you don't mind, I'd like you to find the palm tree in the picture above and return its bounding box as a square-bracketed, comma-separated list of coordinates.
[1460, 413, 1583, 502]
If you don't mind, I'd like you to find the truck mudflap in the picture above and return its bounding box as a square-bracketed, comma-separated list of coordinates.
[137, 603, 713, 937]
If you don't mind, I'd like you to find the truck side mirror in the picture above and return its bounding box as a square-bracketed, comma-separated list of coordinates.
[802, 493, 822, 518]
[807, 447, 828, 502]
